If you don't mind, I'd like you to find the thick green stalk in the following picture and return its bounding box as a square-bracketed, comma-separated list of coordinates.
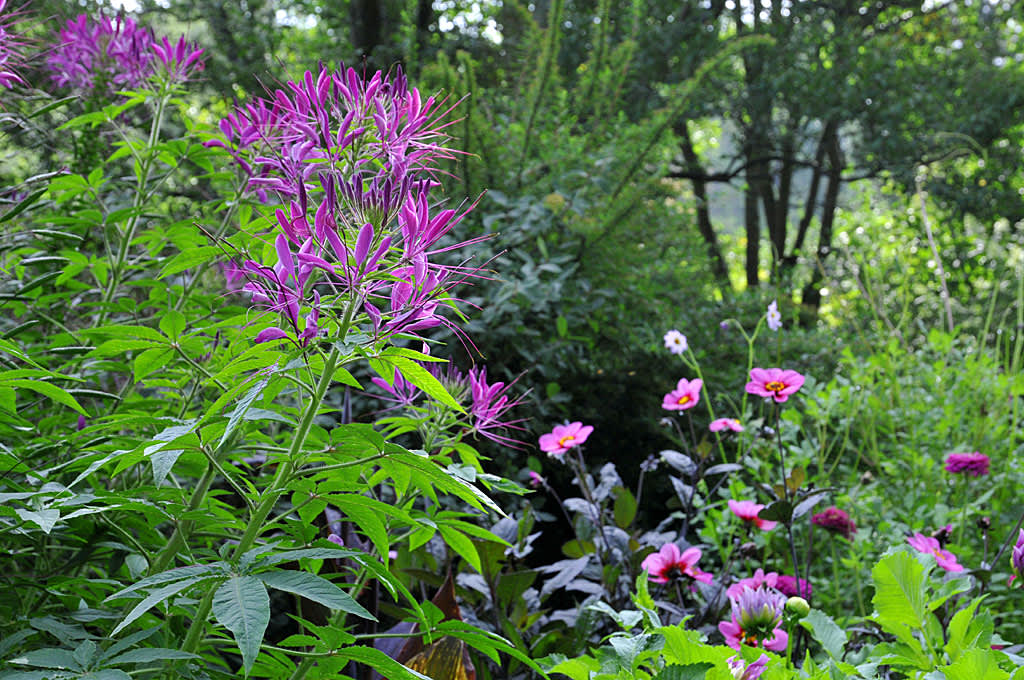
[181, 345, 341, 654]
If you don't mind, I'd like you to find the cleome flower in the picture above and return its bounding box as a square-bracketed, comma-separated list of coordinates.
[745, 367, 805, 403]
[539, 421, 593, 458]
[0, 0, 27, 90]
[663, 377, 702, 411]
[641, 543, 713, 585]
[907, 532, 964, 572]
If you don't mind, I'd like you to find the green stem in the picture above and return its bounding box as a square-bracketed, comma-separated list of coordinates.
[830, 536, 841, 616]
[956, 475, 969, 549]
[181, 344, 341, 654]
[150, 459, 219, 575]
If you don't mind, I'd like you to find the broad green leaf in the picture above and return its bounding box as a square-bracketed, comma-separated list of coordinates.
[946, 597, 992, 661]
[872, 550, 928, 633]
[331, 495, 391, 560]
[133, 347, 174, 383]
[942, 648, 1011, 680]
[652, 663, 713, 680]
[379, 356, 463, 411]
[546, 654, 602, 680]
[80, 670, 132, 680]
[437, 523, 483, 573]
[85, 339, 163, 358]
[613, 486, 637, 528]
[5, 379, 88, 416]
[158, 310, 186, 340]
[801, 608, 847, 659]
[157, 246, 221, 279]
[258, 570, 375, 620]
[212, 575, 271, 675]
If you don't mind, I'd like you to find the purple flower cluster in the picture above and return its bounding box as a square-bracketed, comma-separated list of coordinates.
[0, 0, 25, 90]
[47, 14, 202, 91]
[719, 586, 788, 652]
[811, 506, 857, 540]
[944, 451, 990, 477]
[210, 64, 486, 348]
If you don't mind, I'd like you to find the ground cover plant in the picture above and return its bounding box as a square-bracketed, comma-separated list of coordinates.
[2, 2, 1024, 680]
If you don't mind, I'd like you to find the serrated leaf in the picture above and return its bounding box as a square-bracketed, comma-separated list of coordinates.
[872, 550, 928, 635]
[258, 570, 375, 620]
[801, 608, 847, 659]
[112, 578, 206, 636]
[652, 663, 713, 680]
[380, 356, 463, 412]
[437, 523, 482, 574]
[158, 310, 186, 340]
[212, 575, 270, 675]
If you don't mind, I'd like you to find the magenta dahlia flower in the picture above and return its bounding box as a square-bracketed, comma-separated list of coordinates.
[726, 569, 778, 599]
[908, 532, 964, 572]
[774, 574, 812, 598]
[729, 500, 777, 531]
[944, 452, 990, 477]
[641, 543, 713, 585]
[710, 417, 744, 433]
[719, 586, 788, 651]
[539, 421, 593, 458]
[745, 368, 805, 403]
[663, 377, 702, 411]
[811, 506, 857, 539]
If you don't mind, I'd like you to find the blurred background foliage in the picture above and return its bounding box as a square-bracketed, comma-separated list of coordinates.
[8, 0, 1024, 485]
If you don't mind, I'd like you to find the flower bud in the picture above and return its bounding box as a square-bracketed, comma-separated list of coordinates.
[784, 596, 810, 619]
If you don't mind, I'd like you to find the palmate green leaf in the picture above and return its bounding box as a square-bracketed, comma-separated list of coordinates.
[257, 570, 375, 620]
[212, 575, 271, 676]
[872, 550, 929, 634]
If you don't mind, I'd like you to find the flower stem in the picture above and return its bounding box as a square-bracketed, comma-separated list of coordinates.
[774, 407, 803, 590]
[181, 344, 341, 655]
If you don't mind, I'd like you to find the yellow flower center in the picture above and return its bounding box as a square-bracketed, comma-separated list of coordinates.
[558, 435, 576, 448]
[765, 380, 785, 392]
[677, 395, 691, 405]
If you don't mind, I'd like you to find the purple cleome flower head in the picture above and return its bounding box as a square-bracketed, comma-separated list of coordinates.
[467, 366, 527, 448]
[47, 13, 203, 92]
[944, 451, 990, 477]
[812, 506, 857, 540]
[719, 586, 788, 652]
[209, 64, 489, 348]
[0, 0, 27, 90]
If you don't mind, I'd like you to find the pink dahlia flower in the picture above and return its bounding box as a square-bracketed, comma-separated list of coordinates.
[1011, 529, 1024, 583]
[710, 417, 744, 433]
[745, 368, 805, 403]
[729, 500, 777, 531]
[719, 586, 788, 651]
[811, 506, 857, 540]
[907, 532, 964, 572]
[539, 421, 593, 457]
[641, 543, 713, 585]
[726, 568, 778, 599]
[944, 452, 990, 477]
[663, 378, 702, 411]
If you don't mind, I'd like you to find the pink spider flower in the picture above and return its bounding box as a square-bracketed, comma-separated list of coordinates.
[944, 452, 990, 477]
[719, 586, 788, 652]
[641, 544, 713, 585]
[539, 422, 593, 458]
[150, 34, 204, 82]
[729, 500, 778, 531]
[370, 367, 421, 408]
[468, 366, 527, 448]
[907, 532, 964, 572]
[47, 14, 155, 90]
[745, 368, 805, 403]
[711, 418, 744, 433]
[663, 378, 702, 411]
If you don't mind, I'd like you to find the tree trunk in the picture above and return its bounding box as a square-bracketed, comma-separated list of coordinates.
[744, 172, 761, 288]
[351, 0, 383, 63]
[800, 124, 842, 319]
[788, 119, 837, 270]
[676, 119, 731, 291]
